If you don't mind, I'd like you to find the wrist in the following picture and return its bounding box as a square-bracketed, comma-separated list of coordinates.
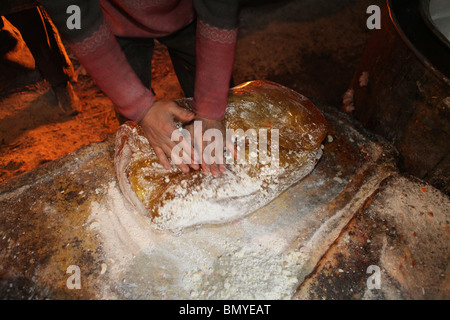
[137, 99, 157, 125]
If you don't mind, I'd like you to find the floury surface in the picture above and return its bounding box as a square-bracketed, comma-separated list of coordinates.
[1, 104, 448, 299]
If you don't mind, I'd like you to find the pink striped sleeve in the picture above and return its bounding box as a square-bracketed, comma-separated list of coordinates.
[68, 22, 154, 122]
[192, 20, 238, 120]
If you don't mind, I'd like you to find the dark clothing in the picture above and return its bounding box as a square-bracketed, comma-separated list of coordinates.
[0, 0, 37, 16]
[116, 20, 197, 97]
[40, 0, 240, 122]
[2, 5, 74, 88]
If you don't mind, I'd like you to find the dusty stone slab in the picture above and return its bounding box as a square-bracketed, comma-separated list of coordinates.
[294, 174, 450, 300]
[0, 106, 399, 299]
[0, 137, 116, 299]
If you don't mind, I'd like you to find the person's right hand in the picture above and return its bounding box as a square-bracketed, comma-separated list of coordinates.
[139, 100, 198, 173]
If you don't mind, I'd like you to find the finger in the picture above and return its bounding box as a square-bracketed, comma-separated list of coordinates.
[200, 158, 210, 173]
[188, 156, 200, 170]
[213, 145, 225, 175]
[154, 146, 171, 170]
[172, 130, 199, 170]
[182, 125, 200, 170]
[190, 122, 204, 165]
[218, 163, 226, 173]
[170, 104, 195, 123]
[202, 146, 221, 175]
[200, 139, 211, 174]
[169, 125, 199, 170]
[214, 148, 226, 175]
[210, 162, 220, 176]
[162, 144, 190, 174]
[180, 130, 199, 170]
[193, 142, 203, 168]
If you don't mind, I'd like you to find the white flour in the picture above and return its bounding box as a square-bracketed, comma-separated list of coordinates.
[88, 181, 311, 299]
[184, 246, 305, 300]
[120, 118, 323, 232]
[96, 80, 327, 298]
[152, 164, 284, 232]
[88, 181, 163, 280]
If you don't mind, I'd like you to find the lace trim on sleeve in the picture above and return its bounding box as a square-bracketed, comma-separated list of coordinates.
[198, 20, 238, 44]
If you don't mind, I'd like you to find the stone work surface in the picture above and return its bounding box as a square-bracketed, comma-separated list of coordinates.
[0, 105, 447, 300]
[294, 174, 449, 300]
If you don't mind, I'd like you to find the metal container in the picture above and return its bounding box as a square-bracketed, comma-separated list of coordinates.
[349, 0, 450, 194]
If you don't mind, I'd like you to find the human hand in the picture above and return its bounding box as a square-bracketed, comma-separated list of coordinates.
[139, 100, 199, 173]
[185, 117, 237, 176]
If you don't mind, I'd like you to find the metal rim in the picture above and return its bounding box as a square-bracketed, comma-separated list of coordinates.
[387, 0, 450, 83]
[419, 0, 450, 51]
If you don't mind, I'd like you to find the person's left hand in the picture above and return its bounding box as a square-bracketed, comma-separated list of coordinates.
[185, 117, 236, 176]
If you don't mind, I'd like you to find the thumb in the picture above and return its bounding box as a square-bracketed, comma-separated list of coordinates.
[170, 104, 195, 123]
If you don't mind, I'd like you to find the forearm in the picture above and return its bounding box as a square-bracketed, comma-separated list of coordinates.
[193, 21, 237, 120]
[68, 21, 154, 121]
[40, 0, 154, 121]
[192, 0, 240, 120]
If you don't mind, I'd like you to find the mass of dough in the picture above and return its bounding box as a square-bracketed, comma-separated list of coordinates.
[114, 80, 327, 232]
